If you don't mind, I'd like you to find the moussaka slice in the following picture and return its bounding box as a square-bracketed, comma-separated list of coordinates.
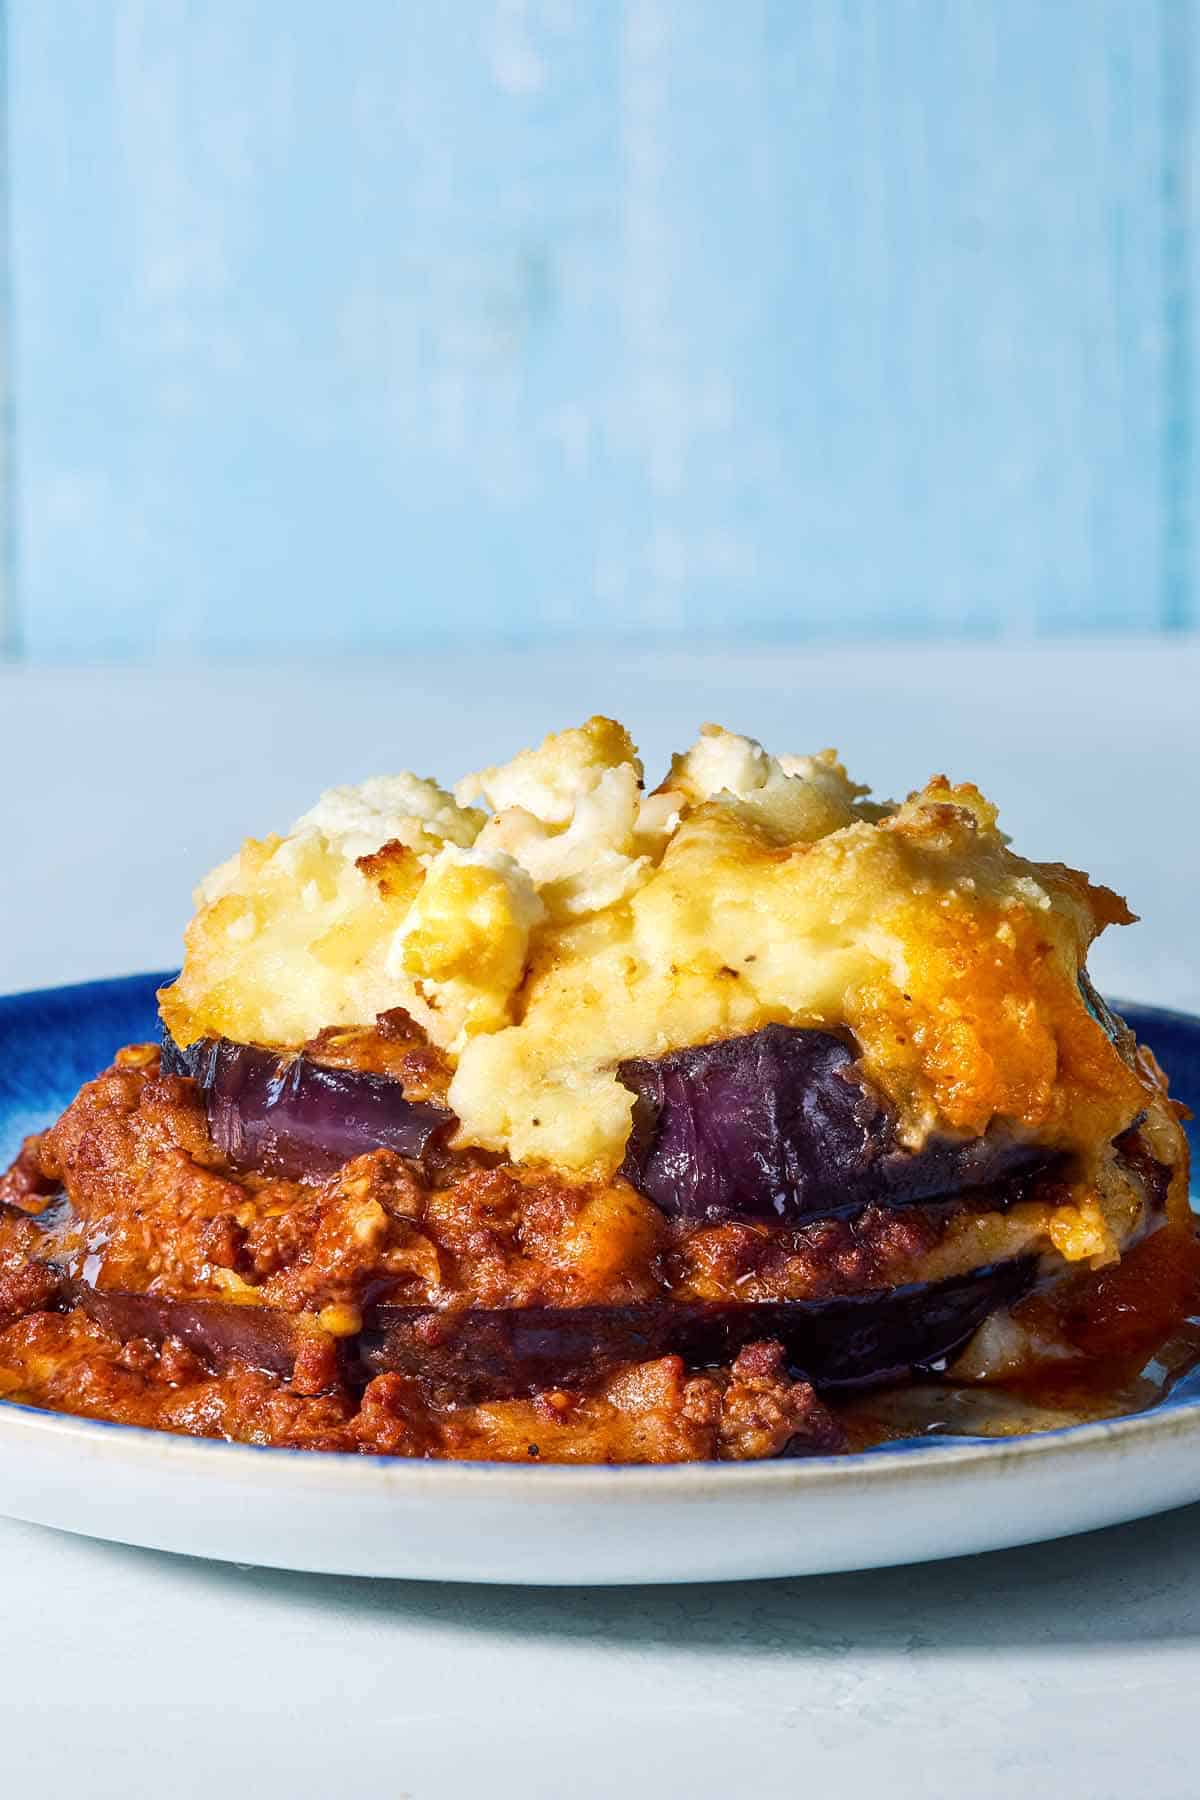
[0, 719, 1190, 1462]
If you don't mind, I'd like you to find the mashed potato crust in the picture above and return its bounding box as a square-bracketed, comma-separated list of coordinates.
[160, 719, 1148, 1184]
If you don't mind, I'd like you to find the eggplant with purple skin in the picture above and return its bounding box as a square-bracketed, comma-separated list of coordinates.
[76, 1281, 300, 1378]
[166, 1021, 1060, 1224]
[162, 1034, 453, 1178]
[57, 1256, 1035, 1402]
[618, 1024, 1060, 1226]
[354, 1258, 1036, 1401]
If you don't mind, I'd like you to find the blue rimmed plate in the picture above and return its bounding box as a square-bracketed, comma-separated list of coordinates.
[0, 974, 1196, 1586]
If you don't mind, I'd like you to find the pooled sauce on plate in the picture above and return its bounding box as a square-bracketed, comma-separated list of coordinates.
[843, 1218, 1200, 1450]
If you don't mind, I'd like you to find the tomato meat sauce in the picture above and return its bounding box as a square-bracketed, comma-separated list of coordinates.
[0, 1043, 1193, 1464]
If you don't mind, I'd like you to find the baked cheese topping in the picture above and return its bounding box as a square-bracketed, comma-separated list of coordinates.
[160, 718, 1148, 1192]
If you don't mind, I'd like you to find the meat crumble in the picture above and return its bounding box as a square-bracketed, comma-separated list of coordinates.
[0, 1042, 1185, 1464]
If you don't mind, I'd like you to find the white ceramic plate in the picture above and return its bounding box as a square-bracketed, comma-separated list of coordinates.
[2, 975, 1197, 1586]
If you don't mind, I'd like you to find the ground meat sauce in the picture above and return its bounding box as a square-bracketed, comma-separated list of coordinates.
[0, 1041, 1191, 1464]
[0, 1050, 985, 1315]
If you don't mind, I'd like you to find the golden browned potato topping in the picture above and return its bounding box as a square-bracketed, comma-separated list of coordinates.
[160, 717, 1148, 1245]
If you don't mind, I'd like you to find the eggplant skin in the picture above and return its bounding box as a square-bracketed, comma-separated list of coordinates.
[161, 1032, 453, 1176]
[159, 1032, 198, 1079]
[75, 1283, 299, 1379]
[355, 1260, 1035, 1401]
[618, 1024, 1059, 1225]
[167, 1023, 1058, 1222]
[62, 1256, 1035, 1404]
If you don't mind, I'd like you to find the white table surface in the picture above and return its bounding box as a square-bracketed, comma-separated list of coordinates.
[1, 641, 1198, 1798]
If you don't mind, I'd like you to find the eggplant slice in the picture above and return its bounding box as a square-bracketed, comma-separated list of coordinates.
[618, 1024, 1061, 1224]
[55, 1257, 1036, 1404]
[162, 1033, 453, 1177]
[353, 1260, 1036, 1401]
[165, 1024, 1061, 1227]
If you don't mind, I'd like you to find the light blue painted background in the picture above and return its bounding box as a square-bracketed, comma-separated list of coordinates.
[4, 0, 1195, 658]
